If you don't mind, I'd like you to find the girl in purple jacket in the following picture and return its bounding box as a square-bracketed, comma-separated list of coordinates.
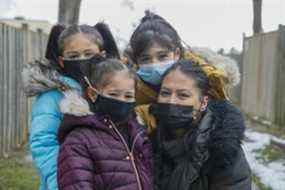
[57, 59, 153, 190]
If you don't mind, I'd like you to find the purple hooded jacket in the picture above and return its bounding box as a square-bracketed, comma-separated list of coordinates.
[57, 91, 153, 190]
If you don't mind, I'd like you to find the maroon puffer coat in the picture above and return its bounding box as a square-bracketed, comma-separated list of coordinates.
[57, 114, 153, 190]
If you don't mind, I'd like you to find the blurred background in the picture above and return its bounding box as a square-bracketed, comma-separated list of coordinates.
[0, 0, 284, 189]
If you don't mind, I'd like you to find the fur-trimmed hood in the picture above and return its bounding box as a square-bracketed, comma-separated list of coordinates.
[21, 59, 81, 97]
[60, 90, 93, 117]
[191, 47, 240, 87]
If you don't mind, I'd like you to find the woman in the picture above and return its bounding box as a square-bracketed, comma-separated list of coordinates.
[22, 23, 120, 190]
[149, 60, 251, 190]
[57, 59, 153, 190]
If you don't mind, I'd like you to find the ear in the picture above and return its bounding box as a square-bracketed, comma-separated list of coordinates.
[174, 48, 181, 61]
[86, 87, 98, 103]
[100, 50, 106, 58]
[200, 96, 209, 111]
[58, 56, 64, 69]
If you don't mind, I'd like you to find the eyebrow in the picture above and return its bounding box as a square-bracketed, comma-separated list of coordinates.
[157, 50, 170, 54]
[107, 89, 134, 93]
[83, 49, 95, 53]
[64, 51, 80, 55]
[139, 54, 151, 59]
[176, 89, 192, 94]
[160, 87, 171, 91]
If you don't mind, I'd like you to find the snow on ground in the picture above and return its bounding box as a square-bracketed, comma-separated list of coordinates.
[243, 130, 285, 190]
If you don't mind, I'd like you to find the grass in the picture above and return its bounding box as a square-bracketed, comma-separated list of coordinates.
[0, 148, 40, 190]
[252, 142, 285, 190]
[254, 142, 285, 164]
[252, 175, 273, 190]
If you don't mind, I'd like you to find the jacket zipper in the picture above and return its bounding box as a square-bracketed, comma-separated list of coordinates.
[109, 120, 143, 190]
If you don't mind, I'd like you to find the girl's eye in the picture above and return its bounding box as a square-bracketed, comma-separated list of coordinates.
[108, 92, 119, 97]
[177, 93, 191, 99]
[125, 95, 135, 100]
[67, 54, 80, 59]
[139, 57, 151, 64]
[158, 54, 169, 61]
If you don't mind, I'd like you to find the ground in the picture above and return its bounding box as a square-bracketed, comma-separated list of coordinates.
[0, 127, 284, 190]
[0, 147, 40, 190]
[244, 128, 285, 190]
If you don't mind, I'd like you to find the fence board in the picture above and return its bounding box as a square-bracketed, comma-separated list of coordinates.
[242, 26, 285, 128]
[0, 23, 48, 157]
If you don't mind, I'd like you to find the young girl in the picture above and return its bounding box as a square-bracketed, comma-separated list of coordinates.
[24, 23, 120, 190]
[129, 11, 183, 105]
[57, 59, 153, 190]
[129, 11, 239, 105]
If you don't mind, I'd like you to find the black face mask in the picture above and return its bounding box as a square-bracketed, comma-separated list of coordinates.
[90, 94, 135, 123]
[150, 103, 195, 129]
[62, 55, 105, 86]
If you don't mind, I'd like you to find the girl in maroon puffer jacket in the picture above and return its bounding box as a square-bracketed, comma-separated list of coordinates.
[57, 59, 153, 190]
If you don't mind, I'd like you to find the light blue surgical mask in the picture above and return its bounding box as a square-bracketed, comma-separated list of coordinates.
[137, 61, 175, 85]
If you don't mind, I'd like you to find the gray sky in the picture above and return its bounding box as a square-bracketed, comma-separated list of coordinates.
[1, 0, 284, 51]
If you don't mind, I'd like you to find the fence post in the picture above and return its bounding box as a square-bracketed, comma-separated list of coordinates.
[275, 25, 285, 128]
[0, 24, 4, 156]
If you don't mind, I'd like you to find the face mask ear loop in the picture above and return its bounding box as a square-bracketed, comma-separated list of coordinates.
[83, 76, 98, 92]
[84, 76, 100, 102]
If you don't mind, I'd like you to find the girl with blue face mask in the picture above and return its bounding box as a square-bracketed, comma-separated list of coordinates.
[128, 11, 184, 105]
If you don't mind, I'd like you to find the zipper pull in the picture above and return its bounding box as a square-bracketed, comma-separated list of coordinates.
[129, 152, 134, 160]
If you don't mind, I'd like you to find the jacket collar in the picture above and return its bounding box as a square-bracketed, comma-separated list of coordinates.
[22, 59, 82, 97]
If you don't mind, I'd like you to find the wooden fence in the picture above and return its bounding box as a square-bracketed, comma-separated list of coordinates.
[0, 23, 48, 157]
[241, 25, 285, 128]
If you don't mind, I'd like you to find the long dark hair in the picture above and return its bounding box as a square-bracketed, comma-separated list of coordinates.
[45, 23, 120, 71]
[58, 23, 120, 58]
[163, 60, 211, 98]
[45, 24, 66, 70]
[130, 11, 184, 61]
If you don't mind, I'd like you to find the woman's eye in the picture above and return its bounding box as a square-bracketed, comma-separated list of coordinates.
[160, 90, 171, 97]
[84, 52, 95, 58]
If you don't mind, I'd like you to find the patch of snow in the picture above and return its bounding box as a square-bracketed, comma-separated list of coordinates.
[243, 130, 285, 190]
[272, 136, 285, 145]
[261, 120, 272, 126]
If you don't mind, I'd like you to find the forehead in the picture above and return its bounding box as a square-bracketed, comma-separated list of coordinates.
[141, 42, 170, 56]
[101, 71, 135, 90]
[63, 33, 99, 51]
[161, 69, 197, 91]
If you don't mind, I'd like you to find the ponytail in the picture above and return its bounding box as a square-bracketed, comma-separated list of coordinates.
[45, 24, 66, 71]
[94, 22, 120, 59]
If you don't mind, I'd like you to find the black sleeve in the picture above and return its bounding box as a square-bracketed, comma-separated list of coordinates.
[208, 103, 246, 172]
